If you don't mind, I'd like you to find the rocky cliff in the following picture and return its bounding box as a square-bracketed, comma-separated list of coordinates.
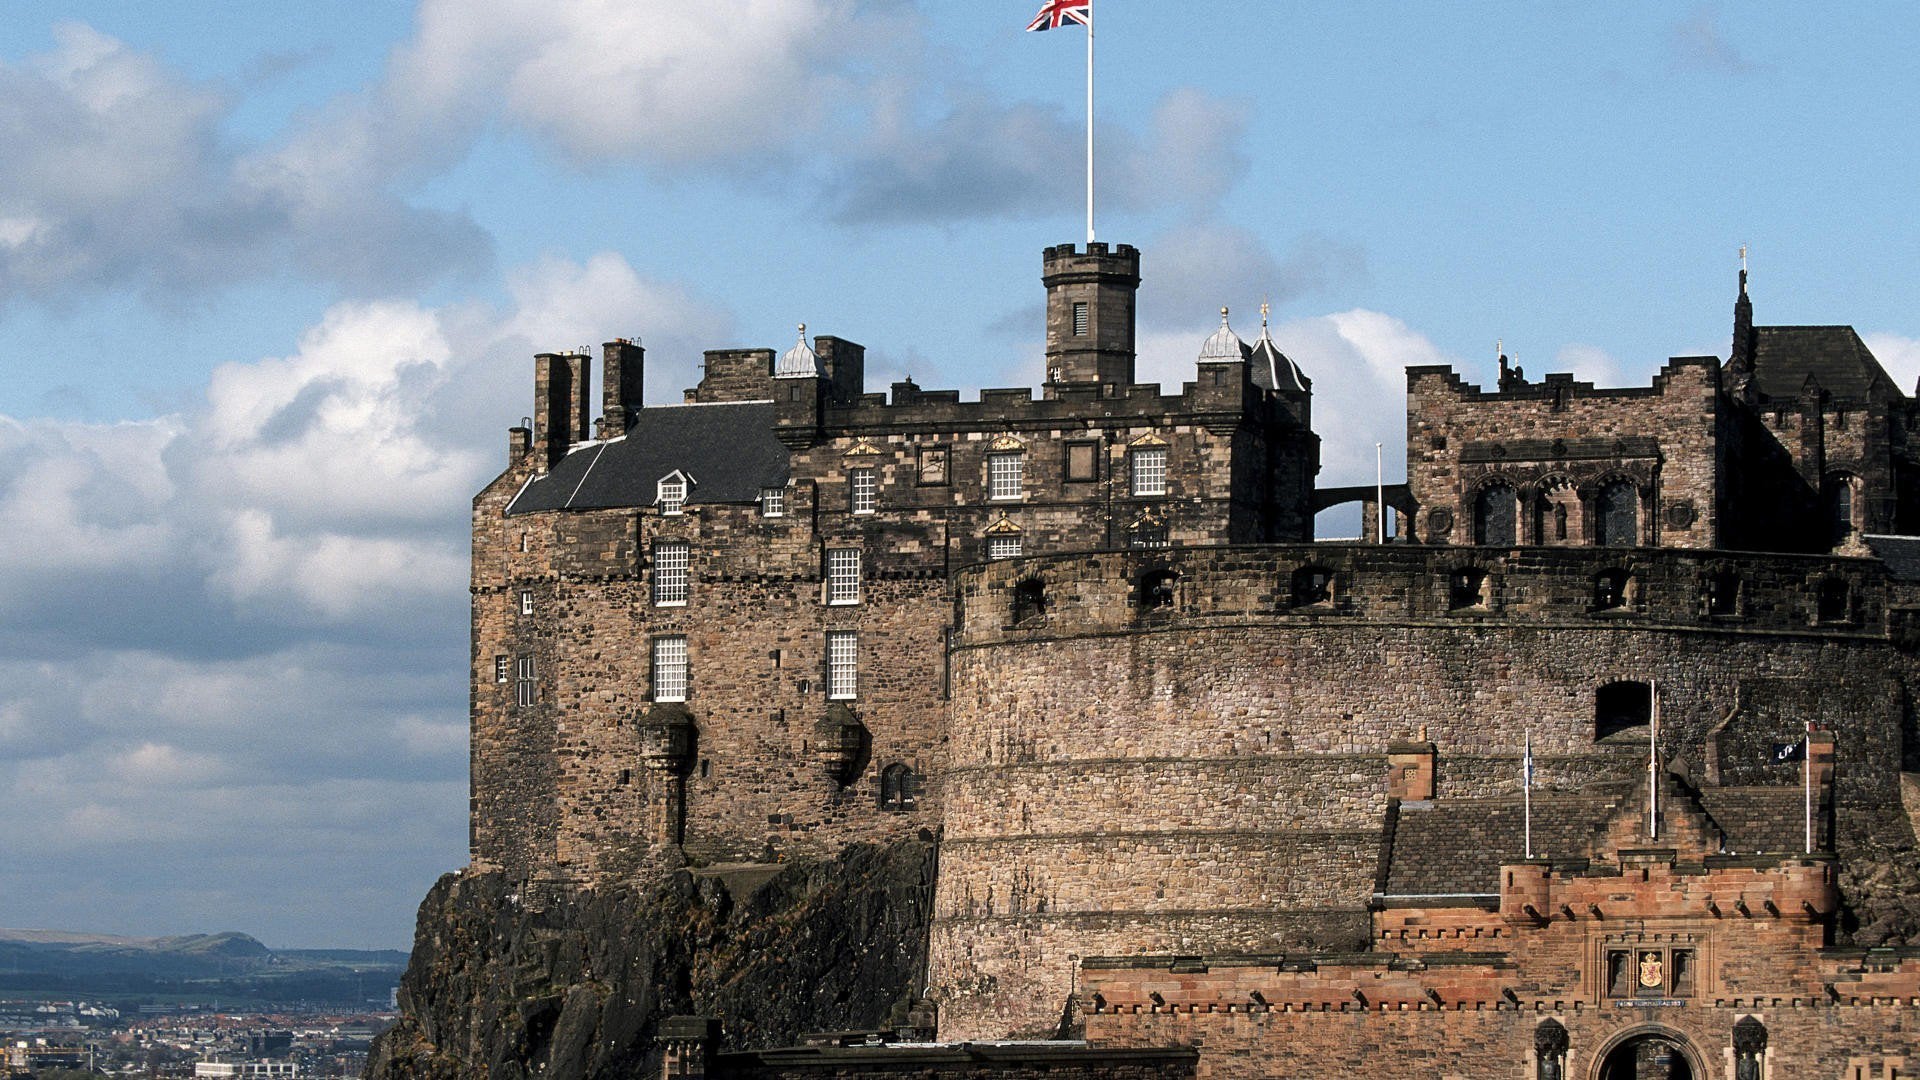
[365, 840, 936, 1080]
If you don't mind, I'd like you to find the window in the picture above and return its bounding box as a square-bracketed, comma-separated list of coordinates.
[1291, 566, 1334, 608]
[1706, 571, 1741, 616]
[826, 631, 857, 699]
[1596, 482, 1638, 547]
[1473, 485, 1517, 546]
[652, 541, 689, 606]
[519, 531, 529, 553]
[987, 535, 1022, 561]
[1448, 567, 1488, 610]
[1595, 681, 1652, 741]
[1817, 577, 1851, 623]
[1138, 568, 1178, 610]
[827, 548, 861, 605]
[1130, 447, 1168, 496]
[1593, 569, 1630, 611]
[494, 655, 509, 683]
[1072, 301, 1089, 336]
[652, 636, 688, 703]
[1012, 578, 1046, 624]
[760, 486, 786, 517]
[1827, 476, 1856, 544]
[515, 656, 536, 707]
[519, 590, 534, 616]
[850, 467, 877, 514]
[1065, 441, 1098, 483]
[987, 452, 1024, 500]
[658, 475, 686, 515]
[880, 763, 918, 811]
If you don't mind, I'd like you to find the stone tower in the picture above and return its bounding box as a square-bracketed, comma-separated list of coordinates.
[1042, 242, 1139, 395]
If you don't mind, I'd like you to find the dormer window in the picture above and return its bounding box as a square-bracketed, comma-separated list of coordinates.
[658, 474, 688, 515]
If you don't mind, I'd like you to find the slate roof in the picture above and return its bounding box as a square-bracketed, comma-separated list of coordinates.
[1865, 535, 1920, 581]
[1749, 325, 1897, 404]
[507, 401, 788, 515]
[1379, 781, 1808, 898]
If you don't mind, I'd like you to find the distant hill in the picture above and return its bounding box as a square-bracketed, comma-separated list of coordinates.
[0, 928, 407, 1005]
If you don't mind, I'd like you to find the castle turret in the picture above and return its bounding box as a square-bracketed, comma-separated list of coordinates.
[1043, 242, 1139, 396]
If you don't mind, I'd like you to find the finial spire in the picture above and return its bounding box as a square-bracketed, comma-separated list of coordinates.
[1220, 306, 1230, 326]
[797, 323, 807, 341]
[1260, 299, 1271, 329]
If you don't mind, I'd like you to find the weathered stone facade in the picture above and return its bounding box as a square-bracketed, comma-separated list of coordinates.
[438, 241, 1920, 1078]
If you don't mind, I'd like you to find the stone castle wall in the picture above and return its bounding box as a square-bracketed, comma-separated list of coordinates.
[929, 543, 1913, 1039]
[1406, 358, 1724, 548]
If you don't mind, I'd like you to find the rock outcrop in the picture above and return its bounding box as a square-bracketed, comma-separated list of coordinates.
[365, 840, 936, 1080]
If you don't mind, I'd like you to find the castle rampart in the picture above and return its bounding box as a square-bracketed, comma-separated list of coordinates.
[931, 543, 1912, 1039]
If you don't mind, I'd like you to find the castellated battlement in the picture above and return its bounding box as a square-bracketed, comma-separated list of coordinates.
[930, 541, 1914, 1039]
[952, 542, 1893, 645]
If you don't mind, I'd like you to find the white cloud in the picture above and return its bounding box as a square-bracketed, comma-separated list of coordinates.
[1550, 344, 1628, 387]
[0, 23, 487, 303]
[0, 249, 725, 944]
[1865, 333, 1920, 394]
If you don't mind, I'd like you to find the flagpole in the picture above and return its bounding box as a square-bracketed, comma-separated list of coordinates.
[1805, 722, 1814, 854]
[1523, 729, 1533, 859]
[1648, 681, 1659, 840]
[1375, 443, 1386, 544]
[1085, 0, 1095, 244]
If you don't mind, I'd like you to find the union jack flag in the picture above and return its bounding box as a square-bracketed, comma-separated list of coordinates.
[1026, 0, 1089, 32]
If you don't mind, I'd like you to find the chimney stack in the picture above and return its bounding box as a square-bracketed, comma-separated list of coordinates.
[602, 339, 645, 439]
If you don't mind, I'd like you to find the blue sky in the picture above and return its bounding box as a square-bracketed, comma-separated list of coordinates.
[0, 2, 1915, 949]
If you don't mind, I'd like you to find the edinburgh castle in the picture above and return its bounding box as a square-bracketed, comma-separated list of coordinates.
[369, 243, 1920, 1080]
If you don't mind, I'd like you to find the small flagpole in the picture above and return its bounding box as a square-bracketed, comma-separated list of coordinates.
[1805, 721, 1814, 854]
[1375, 443, 1386, 544]
[1523, 729, 1534, 859]
[1648, 681, 1660, 840]
[1085, 0, 1095, 244]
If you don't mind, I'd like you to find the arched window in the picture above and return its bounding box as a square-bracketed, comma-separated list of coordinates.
[1138, 567, 1178, 610]
[880, 763, 918, 812]
[1595, 482, 1638, 547]
[1012, 578, 1047, 625]
[1529, 493, 1551, 545]
[1448, 567, 1488, 610]
[1593, 569, 1630, 611]
[1290, 565, 1334, 608]
[1473, 485, 1518, 546]
[1596, 680, 1652, 741]
[1817, 577, 1850, 623]
[1826, 475, 1857, 544]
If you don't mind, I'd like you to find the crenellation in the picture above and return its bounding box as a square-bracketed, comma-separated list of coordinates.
[458, 241, 1920, 1076]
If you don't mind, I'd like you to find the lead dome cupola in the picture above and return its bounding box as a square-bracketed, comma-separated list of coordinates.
[1198, 307, 1248, 363]
[774, 323, 821, 378]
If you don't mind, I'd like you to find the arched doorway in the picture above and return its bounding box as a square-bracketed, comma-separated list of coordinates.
[1591, 1028, 1704, 1080]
